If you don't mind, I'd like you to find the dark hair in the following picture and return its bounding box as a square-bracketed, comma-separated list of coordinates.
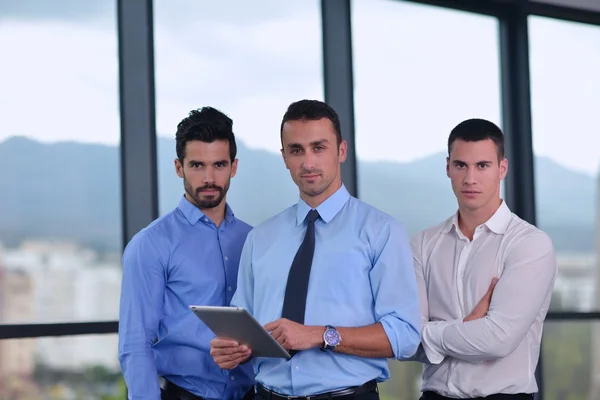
[280, 100, 342, 146]
[447, 118, 505, 160]
[175, 107, 237, 161]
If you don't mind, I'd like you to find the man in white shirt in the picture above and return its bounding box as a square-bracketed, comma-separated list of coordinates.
[411, 118, 557, 400]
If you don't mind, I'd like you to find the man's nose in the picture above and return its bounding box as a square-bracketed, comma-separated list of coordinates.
[203, 169, 215, 184]
[463, 168, 476, 184]
[302, 151, 316, 170]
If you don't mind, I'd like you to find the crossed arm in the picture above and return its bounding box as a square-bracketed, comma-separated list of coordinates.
[413, 232, 557, 364]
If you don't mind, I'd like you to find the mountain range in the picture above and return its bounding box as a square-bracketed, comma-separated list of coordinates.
[0, 136, 596, 254]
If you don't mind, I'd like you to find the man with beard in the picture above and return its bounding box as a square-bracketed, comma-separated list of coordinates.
[209, 100, 420, 399]
[118, 107, 255, 400]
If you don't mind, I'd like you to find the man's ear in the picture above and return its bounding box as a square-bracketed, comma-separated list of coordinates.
[499, 157, 508, 180]
[280, 149, 289, 170]
[338, 140, 348, 163]
[446, 157, 451, 178]
[175, 158, 184, 178]
[230, 159, 238, 178]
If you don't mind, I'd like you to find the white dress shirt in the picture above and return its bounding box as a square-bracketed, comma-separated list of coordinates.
[411, 200, 557, 398]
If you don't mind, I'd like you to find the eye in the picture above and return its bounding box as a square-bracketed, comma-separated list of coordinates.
[478, 163, 489, 169]
[190, 162, 201, 168]
[314, 145, 325, 152]
[455, 162, 466, 169]
[290, 148, 302, 154]
[215, 162, 226, 168]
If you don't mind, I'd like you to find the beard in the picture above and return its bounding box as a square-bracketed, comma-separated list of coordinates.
[184, 178, 229, 209]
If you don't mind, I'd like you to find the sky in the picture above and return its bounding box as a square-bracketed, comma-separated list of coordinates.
[0, 0, 599, 176]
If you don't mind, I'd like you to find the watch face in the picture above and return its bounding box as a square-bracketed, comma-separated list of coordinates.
[324, 328, 340, 346]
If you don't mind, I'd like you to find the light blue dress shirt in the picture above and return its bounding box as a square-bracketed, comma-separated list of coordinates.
[231, 184, 421, 396]
[118, 195, 255, 400]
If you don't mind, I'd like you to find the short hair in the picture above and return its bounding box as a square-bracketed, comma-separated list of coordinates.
[447, 118, 505, 160]
[280, 100, 342, 146]
[175, 107, 237, 162]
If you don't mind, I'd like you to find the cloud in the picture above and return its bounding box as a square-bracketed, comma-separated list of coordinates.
[528, 16, 600, 176]
[0, 0, 599, 175]
[0, 21, 120, 144]
[351, 0, 502, 164]
[0, 0, 113, 23]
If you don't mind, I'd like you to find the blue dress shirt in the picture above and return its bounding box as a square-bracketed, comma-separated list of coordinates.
[118, 195, 255, 400]
[231, 184, 421, 396]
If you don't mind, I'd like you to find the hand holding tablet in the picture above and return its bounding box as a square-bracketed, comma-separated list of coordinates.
[209, 337, 253, 370]
[190, 305, 291, 369]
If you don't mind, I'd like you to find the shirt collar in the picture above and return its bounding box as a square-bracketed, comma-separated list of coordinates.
[484, 200, 512, 234]
[442, 200, 512, 235]
[178, 195, 235, 225]
[295, 184, 350, 225]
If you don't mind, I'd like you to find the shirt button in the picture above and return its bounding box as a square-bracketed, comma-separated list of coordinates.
[228, 287, 232, 291]
[224, 256, 229, 261]
[295, 366, 299, 371]
[230, 376, 235, 380]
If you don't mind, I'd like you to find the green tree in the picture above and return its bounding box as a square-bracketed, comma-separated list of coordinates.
[378, 360, 422, 400]
[542, 321, 592, 400]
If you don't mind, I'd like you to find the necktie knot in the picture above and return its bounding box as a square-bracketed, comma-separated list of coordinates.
[307, 209, 320, 223]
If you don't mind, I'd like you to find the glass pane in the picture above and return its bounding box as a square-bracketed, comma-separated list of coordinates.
[542, 321, 600, 399]
[529, 16, 600, 312]
[533, 0, 600, 13]
[154, 0, 324, 225]
[0, 335, 124, 399]
[352, 0, 502, 241]
[0, 2, 121, 323]
[351, 1, 501, 398]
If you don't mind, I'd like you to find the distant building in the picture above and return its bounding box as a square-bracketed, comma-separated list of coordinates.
[590, 172, 600, 400]
[0, 264, 37, 398]
[2, 241, 121, 373]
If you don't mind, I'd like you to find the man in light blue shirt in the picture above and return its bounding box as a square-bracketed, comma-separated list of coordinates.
[210, 100, 420, 399]
[118, 107, 255, 400]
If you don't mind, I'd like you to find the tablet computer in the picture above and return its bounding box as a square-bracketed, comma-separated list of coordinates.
[190, 305, 291, 360]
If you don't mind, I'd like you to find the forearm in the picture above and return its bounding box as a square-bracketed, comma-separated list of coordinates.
[335, 323, 393, 358]
[438, 318, 517, 361]
[423, 317, 519, 363]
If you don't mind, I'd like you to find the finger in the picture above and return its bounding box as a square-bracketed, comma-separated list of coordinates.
[276, 334, 285, 346]
[214, 351, 251, 365]
[271, 327, 283, 341]
[210, 345, 247, 357]
[264, 320, 281, 332]
[211, 338, 239, 348]
[483, 279, 499, 299]
[280, 337, 292, 350]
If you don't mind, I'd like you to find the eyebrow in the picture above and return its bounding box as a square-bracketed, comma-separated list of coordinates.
[452, 159, 494, 165]
[286, 139, 330, 149]
[187, 159, 229, 165]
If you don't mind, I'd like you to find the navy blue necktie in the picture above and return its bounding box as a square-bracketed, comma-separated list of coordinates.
[281, 209, 320, 326]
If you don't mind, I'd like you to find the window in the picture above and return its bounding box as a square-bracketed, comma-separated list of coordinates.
[0, 4, 121, 327]
[0, 335, 122, 399]
[529, 16, 600, 313]
[532, 0, 600, 13]
[542, 321, 599, 399]
[351, 1, 501, 396]
[351, 0, 502, 243]
[154, 0, 324, 225]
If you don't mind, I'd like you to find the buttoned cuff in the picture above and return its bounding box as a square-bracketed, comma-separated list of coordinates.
[422, 319, 462, 364]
